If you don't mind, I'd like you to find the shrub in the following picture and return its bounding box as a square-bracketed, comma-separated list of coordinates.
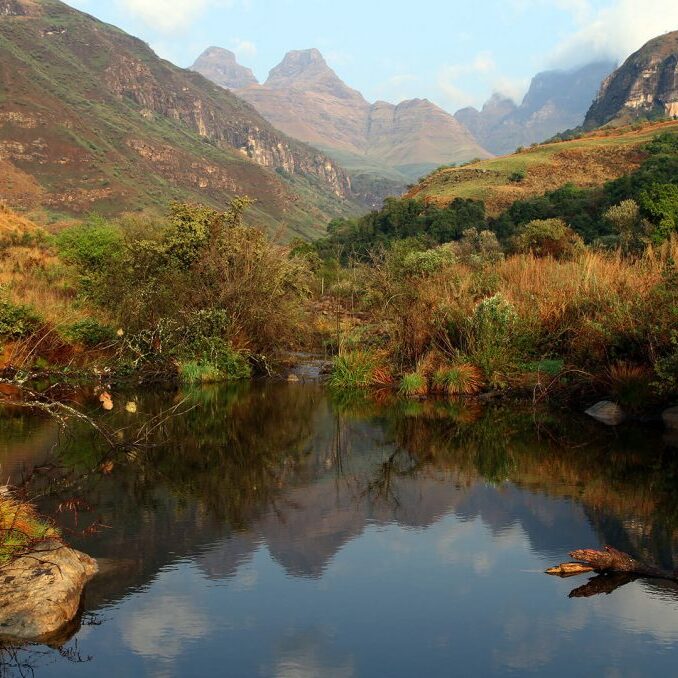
[0, 299, 42, 338]
[508, 169, 526, 183]
[400, 243, 457, 277]
[399, 372, 427, 397]
[512, 218, 585, 259]
[465, 294, 520, 386]
[64, 318, 117, 347]
[55, 215, 123, 271]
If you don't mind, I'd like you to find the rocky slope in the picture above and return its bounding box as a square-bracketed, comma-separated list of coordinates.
[584, 31, 678, 128]
[456, 62, 615, 155]
[193, 48, 491, 203]
[0, 0, 358, 238]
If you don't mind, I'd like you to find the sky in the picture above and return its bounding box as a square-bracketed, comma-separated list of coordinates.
[68, 0, 678, 113]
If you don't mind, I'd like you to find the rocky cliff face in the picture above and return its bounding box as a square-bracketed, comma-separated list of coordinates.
[195, 48, 491, 190]
[0, 0, 357, 237]
[455, 62, 615, 155]
[584, 31, 678, 128]
[192, 46, 258, 90]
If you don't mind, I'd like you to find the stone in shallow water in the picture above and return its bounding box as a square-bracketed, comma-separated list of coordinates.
[662, 406, 678, 430]
[585, 401, 626, 426]
[0, 540, 98, 641]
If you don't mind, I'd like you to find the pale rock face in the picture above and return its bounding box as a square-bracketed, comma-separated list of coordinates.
[192, 47, 258, 90]
[0, 541, 98, 641]
[584, 31, 678, 127]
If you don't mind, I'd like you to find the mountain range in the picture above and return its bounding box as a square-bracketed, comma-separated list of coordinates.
[193, 47, 492, 201]
[455, 61, 616, 155]
[0, 0, 360, 239]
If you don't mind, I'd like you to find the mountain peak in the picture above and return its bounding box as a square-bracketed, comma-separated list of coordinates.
[584, 31, 678, 128]
[264, 49, 362, 101]
[192, 46, 258, 90]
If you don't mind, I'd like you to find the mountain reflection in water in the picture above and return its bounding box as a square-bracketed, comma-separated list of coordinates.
[1, 383, 677, 677]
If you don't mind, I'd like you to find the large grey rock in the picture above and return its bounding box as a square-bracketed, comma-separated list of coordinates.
[585, 401, 626, 426]
[662, 406, 678, 430]
[0, 540, 98, 641]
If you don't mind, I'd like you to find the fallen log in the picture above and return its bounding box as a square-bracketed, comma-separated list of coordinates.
[546, 546, 678, 598]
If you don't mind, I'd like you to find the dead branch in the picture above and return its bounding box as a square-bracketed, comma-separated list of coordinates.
[547, 545, 677, 597]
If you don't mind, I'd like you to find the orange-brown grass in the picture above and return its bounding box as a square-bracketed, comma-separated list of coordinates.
[433, 364, 485, 395]
[0, 494, 59, 565]
[496, 241, 676, 361]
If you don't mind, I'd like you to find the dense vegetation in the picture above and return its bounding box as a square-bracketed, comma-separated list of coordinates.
[311, 132, 678, 409]
[0, 131, 676, 411]
[0, 200, 313, 384]
[315, 132, 678, 256]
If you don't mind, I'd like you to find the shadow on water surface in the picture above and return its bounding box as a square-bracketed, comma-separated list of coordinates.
[1, 382, 678, 676]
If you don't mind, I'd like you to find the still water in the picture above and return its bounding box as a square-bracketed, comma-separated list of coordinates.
[1, 383, 677, 676]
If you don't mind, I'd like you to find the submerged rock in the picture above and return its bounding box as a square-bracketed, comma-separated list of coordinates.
[662, 406, 678, 430]
[585, 401, 626, 426]
[0, 540, 98, 641]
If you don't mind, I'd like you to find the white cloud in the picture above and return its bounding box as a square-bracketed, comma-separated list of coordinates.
[116, 0, 238, 33]
[231, 38, 257, 60]
[491, 75, 531, 104]
[437, 52, 497, 110]
[549, 0, 678, 68]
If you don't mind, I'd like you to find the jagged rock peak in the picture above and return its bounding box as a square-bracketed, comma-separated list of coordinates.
[192, 46, 258, 90]
[265, 48, 362, 100]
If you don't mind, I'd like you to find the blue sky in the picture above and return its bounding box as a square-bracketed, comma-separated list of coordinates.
[69, 0, 677, 112]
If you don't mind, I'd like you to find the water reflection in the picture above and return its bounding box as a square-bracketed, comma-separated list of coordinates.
[1, 383, 678, 676]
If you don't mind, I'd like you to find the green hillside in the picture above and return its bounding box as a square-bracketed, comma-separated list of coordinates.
[0, 0, 361, 239]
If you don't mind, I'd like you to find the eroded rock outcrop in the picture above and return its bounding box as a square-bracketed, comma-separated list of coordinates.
[585, 31, 678, 127]
[0, 540, 98, 641]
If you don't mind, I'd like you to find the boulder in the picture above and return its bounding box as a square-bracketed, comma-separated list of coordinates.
[585, 401, 626, 426]
[0, 540, 98, 641]
[662, 406, 678, 430]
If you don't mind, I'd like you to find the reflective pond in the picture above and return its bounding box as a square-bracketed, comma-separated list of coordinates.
[1, 383, 677, 676]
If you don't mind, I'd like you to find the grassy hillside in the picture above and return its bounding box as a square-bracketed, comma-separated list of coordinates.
[408, 120, 678, 216]
[0, 0, 360, 239]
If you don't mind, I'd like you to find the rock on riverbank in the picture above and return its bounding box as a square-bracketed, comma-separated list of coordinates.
[0, 540, 98, 641]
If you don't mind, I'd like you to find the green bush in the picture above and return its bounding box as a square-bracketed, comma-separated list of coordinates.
[0, 299, 42, 338]
[64, 318, 117, 347]
[465, 294, 520, 386]
[512, 218, 585, 259]
[55, 215, 123, 271]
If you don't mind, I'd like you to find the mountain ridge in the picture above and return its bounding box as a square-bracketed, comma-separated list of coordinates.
[0, 0, 358, 238]
[584, 30, 678, 128]
[455, 61, 616, 155]
[193, 47, 492, 194]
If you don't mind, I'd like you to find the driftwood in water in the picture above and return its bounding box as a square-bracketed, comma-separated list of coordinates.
[546, 546, 678, 598]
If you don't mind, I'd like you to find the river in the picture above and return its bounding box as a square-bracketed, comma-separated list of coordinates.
[1, 382, 677, 676]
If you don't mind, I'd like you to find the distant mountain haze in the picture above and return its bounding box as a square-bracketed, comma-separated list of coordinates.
[455, 61, 616, 155]
[585, 30, 678, 128]
[193, 47, 493, 186]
